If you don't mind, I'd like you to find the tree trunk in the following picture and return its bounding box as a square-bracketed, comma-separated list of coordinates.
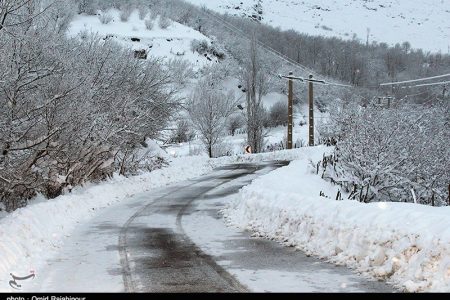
[208, 144, 212, 158]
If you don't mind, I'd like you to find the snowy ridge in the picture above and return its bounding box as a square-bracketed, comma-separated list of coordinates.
[185, 0, 450, 53]
[223, 152, 450, 292]
[0, 147, 313, 291]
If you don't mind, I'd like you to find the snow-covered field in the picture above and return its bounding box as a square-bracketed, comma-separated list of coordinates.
[186, 0, 450, 53]
[223, 151, 450, 292]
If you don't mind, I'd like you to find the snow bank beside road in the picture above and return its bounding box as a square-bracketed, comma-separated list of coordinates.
[224, 153, 450, 292]
[0, 147, 316, 291]
[0, 155, 213, 290]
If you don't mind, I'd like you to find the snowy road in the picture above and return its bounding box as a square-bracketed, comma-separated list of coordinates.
[23, 161, 394, 292]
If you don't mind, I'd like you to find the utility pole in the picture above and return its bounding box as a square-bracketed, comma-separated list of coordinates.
[287, 71, 293, 149]
[279, 73, 348, 148]
[308, 74, 314, 146]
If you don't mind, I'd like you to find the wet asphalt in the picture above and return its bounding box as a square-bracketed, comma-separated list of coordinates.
[119, 161, 396, 293]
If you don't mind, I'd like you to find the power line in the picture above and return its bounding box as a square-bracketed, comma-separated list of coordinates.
[407, 80, 450, 88]
[380, 73, 450, 86]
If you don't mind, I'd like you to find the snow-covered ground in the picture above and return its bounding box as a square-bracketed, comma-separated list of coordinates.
[67, 9, 216, 69]
[0, 146, 313, 292]
[223, 149, 450, 292]
[0, 154, 210, 292]
[165, 119, 311, 158]
[3, 140, 448, 292]
[186, 0, 450, 53]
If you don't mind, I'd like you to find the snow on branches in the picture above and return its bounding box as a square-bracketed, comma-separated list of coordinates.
[318, 100, 449, 206]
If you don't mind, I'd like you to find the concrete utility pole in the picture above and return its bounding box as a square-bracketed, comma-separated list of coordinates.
[287, 72, 293, 149]
[308, 74, 314, 146]
[279, 73, 347, 148]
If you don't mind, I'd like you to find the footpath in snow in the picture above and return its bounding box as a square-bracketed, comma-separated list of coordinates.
[223, 147, 450, 292]
[0, 146, 313, 292]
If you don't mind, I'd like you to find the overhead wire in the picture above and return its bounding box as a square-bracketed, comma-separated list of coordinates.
[380, 73, 450, 86]
[406, 80, 450, 88]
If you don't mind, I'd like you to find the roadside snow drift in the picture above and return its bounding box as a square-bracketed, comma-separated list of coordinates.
[0, 155, 215, 291]
[223, 152, 450, 292]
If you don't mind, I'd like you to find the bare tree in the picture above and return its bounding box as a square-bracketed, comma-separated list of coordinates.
[269, 100, 288, 127]
[227, 114, 245, 136]
[0, 0, 57, 33]
[240, 34, 269, 153]
[187, 75, 237, 158]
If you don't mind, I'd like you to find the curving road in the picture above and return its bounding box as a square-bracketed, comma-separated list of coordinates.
[24, 161, 395, 293]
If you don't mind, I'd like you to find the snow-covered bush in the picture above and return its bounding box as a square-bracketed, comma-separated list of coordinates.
[190, 39, 226, 60]
[0, 15, 177, 212]
[149, 9, 158, 21]
[269, 100, 288, 127]
[190, 39, 209, 54]
[165, 58, 195, 86]
[119, 5, 133, 22]
[320, 101, 450, 206]
[212, 140, 234, 157]
[158, 15, 172, 29]
[77, 0, 97, 15]
[227, 114, 245, 136]
[138, 6, 148, 20]
[144, 19, 153, 30]
[78, 28, 89, 40]
[169, 120, 195, 144]
[99, 13, 113, 24]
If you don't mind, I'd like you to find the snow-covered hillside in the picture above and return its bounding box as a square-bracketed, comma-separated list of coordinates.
[185, 0, 450, 53]
[68, 9, 217, 69]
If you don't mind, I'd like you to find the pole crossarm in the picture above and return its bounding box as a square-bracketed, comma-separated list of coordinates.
[278, 74, 304, 82]
[279, 74, 324, 83]
[278, 74, 352, 87]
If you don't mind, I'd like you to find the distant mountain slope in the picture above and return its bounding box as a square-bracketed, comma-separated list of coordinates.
[185, 0, 450, 53]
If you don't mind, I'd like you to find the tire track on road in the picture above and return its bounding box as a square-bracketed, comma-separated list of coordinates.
[119, 164, 255, 292]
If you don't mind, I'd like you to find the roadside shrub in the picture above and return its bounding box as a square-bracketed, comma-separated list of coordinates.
[99, 13, 113, 24]
[145, 19, 153, 30]
[120, 5, 133, 22]
[269, 101, 288, 127]
[158, 15, 172, 29]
